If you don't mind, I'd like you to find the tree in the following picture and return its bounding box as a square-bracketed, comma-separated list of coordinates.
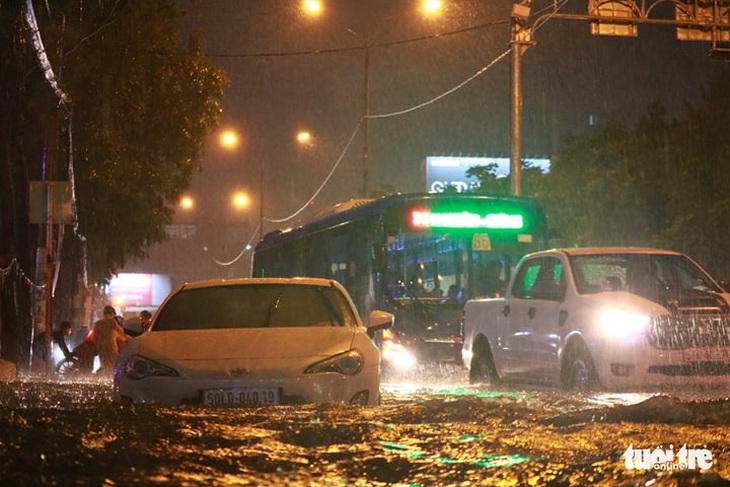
[63, 1, 226, 283]
[0, 0, 226, 369]
[466, 161, 546, 197]
[461, 68, 730, 278]
[656, 67, 730, 277]
[534, 67, 730, 278]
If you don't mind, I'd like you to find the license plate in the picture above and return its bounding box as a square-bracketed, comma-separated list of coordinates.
[681, 348, 730, 363]
[202, 387, 280, 405]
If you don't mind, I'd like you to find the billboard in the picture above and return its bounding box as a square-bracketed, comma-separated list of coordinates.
[109, 273, 171, 308]
[426, 156, 550, 193]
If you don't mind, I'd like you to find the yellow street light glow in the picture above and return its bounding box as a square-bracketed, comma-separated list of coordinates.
[297, 131, 311, 144]
[180, 196, 194, 210]
[423, 0, 443, 14]
[220, 130, 239, 149]
[233, 192, 250, 209]
[303, 0, 321, 15]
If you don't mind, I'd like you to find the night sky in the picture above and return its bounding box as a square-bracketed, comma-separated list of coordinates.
[133, 0, 722, 280]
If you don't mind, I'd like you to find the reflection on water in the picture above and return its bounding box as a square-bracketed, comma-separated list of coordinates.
[0, 373, 729, 485]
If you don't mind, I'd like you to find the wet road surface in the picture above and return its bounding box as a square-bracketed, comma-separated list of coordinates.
[1, 368, 729, 486]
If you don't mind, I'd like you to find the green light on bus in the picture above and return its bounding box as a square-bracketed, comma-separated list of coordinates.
[411, 210, 524, 230]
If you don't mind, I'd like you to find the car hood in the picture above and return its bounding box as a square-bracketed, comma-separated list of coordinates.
[584, 289, 730, 317]
[132, 327, 359, 361]
[582, 291, 668, 316]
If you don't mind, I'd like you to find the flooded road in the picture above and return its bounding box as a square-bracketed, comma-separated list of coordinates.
[1, 368, 729, 486]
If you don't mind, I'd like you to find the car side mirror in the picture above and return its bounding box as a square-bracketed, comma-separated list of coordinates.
[367, 310, 393, 333]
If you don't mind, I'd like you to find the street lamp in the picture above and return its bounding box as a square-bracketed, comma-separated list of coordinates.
[179, 195, 194, 210]
[300, 2, 371, 197]
[232, 192, 250, 210]
[302, 0, 321, 16]
[292, 129, 315, 213]
[215, 128, 264, 244]
[296, 130, 311, 145]
[422, 0, 443, 15]
[302, 1, 442, 198]
[219, 130, 239, 150]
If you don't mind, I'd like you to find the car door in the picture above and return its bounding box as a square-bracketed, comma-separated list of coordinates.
[526, 257, 567, 383]
[500, 256, 565, 381]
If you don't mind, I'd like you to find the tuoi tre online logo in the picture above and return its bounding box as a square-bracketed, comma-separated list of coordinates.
[623, 444, 713, 471]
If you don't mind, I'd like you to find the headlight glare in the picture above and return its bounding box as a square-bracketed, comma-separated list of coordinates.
[599, 309, 650, 337]
[305, 350, 364, 375]
[382, 339, 417, 370]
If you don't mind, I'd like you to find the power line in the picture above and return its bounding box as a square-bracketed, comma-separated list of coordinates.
[200, 20, 509, 58]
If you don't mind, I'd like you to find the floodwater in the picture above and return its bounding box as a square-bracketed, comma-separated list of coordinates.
[1, 366, 729, 486]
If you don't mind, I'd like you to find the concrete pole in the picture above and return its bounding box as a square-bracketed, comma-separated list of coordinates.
[510, 43, 524, 197]
[509, 2, 533, 197]
[361, 46, 371, 199]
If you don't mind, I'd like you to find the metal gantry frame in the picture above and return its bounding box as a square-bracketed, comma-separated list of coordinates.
[509, 0, 730, 196]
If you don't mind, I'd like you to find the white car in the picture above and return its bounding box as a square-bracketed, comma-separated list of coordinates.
[462, 248, 730, 389]
[113, 278, 393, 405]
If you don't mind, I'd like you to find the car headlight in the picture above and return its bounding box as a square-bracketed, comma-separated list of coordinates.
[304, 350, 364, 375]
[599, 309, 650, 337]
[123, 355, 179, 380]
[381, 339, 417, 371]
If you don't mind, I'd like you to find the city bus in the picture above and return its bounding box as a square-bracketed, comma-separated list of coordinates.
[252, 193, 550, 365]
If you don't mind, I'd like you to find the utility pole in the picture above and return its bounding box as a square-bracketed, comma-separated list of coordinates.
[510, 1, 534, 197]
[507, 0, 729, 196]
[362, 45, 371, 199]
[258, 161, 265, 244]
[41, 115, 60, 375]
[345, 27, 371, 199]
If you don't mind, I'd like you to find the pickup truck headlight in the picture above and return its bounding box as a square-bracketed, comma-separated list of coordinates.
[599, 309, 650, 337]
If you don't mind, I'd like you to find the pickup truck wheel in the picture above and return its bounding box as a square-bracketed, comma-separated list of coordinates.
[563, 344, 597, 391]
[469, 341, 500, 385]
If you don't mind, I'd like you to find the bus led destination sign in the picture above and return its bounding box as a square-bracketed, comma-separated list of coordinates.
[411, 210, 524, 230]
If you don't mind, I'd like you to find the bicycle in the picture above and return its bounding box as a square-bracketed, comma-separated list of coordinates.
[54, 357, 84, 377]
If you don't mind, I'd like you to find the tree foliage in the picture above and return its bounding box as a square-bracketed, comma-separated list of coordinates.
[466, 68, 730, 277]
[58, 1, 227, 283]
[466, 161, 545, 197]
[0, 0, 225, 366]
[535, 67, 730, 277]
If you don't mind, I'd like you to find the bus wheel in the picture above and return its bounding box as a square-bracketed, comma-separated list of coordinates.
[469, 339, 500, 385]
[562, 342, 597, 391]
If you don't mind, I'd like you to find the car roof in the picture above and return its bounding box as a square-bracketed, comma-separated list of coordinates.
[177, 277, 342, 291]
[539, 247, 682, 257]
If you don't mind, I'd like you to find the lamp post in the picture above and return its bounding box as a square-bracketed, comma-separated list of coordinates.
[362, 43, 371, 198]
[301, 1, 442, 199]
[178, 188, 253, 277]
[341, 26, 371, 199]
[218, 129, 263, 242]
[258, 163, 265, 243]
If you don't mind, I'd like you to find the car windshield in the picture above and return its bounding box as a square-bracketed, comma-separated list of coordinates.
[569, 253, 723, 297]
[152, 283, 358, 331]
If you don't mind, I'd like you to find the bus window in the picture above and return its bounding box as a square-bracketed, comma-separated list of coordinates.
[472, 257, 506, 298]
